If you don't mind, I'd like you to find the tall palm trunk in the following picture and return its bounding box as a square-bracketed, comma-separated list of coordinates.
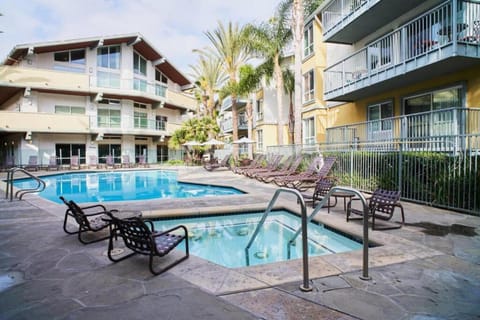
[293, 0, 304, 146]
[245, 99, 254, 159]
[274, 53, 285, 146]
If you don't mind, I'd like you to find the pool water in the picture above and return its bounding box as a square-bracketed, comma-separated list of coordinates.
[12, 170, 243, 204]
[154, 210, 363, 268]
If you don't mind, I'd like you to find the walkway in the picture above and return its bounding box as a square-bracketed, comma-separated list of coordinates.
[0, 166, 479, 319]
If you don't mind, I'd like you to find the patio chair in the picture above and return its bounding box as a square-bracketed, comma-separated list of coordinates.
[122, 155, 134, 168]
[47, 156, 59, 171]
[60, 196, 116, 244]
[107, 215, 189, 275]
[70, 156, 80, 170]
[204, 153, 231, 171]
[283, 157, 337, 191]
[255, 155, 303, 183]
[24, 155, 39, 171]
[105, 155, 119, 169]
[273, 156, 323, 187]
[300, 177, 336, 211]
[346, 189, 405, 230]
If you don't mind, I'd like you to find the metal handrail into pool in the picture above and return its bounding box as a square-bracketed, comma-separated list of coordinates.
[5, 167, 46, 201]
[289, 186, 371, 281]
[245, 187, 312, 292]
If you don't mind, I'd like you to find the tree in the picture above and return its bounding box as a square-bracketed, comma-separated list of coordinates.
[168, 116, 219, 149]
[283, 68, 295, 143]
[292, 0, 305, 146]
[189, 52, 227, 118]
[244, 8, 292, 146]
[202, 21, 251, 157]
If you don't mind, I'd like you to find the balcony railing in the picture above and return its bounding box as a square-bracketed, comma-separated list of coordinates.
[91, 115, 169, 133]
[91, 74, 167, 98]
[322, 0, 369, 33]
[324, 0, 480, 97]
[221, 114, 248, 132]
[326, 107, 480, 149]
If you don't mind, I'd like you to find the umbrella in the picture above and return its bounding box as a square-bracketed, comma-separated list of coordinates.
[182, 140, 202, 146]
[233, 137, 255, 144]
[202, 138, 225, 146]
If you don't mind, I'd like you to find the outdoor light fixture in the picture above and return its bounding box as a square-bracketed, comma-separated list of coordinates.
[25, 131, 32, 141]
[93, 92, 103, 102]
[23, 87, 31, 97]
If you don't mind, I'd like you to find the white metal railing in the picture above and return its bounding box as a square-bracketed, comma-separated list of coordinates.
[324, 0, 480, 95]
[322, 0, 369, 33]
[90, 115, 169, 133]
[90, 75, 167, 98]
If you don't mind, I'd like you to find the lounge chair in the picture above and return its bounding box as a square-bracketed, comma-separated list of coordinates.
[107, 216, 189, 275]
[88, 155, 103, 169]
[283, 156, 337, 191]
[204, 154, 231, 171]
[137, 155, 149, 168]
[60, 196, 115, 244]
[346, 189, 405, 230]
[70, 156, 80, 170]
[105, 155, 119, 169]
[232, 154, 265, 174]
[24, 155, 39, 171]
[122, 155, 134, 168]
[47, 156, 59, 171]
[273, 156, 323, 187]
[243, 154, 283, 177]
[300, 177, 336, 211]
[255, 155, 303, 183]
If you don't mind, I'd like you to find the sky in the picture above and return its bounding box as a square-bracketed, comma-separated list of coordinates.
[0, 0, 281, 77]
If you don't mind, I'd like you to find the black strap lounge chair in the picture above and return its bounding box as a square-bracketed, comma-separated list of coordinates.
[70, 156, 80, 170]
[107, 216, 189, 275]
[60, 196, 116, 244]
[137, 155, 149, 168]
[122, 155, 134, 168]
[244, 154, 283, 177]
[232, 154, 265, 174]
[47, 156, 59, 171]
[273, 156, 323, 187]
[346, 189, 405, 230]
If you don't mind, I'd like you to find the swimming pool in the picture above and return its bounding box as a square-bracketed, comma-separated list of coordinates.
[154, 210, 363, 268]
[12, 170, 243, 204]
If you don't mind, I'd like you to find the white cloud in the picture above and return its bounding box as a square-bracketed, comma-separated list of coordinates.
[0, 0, 280, 75]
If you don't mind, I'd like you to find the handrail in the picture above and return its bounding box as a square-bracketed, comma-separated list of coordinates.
[245, 187, 312, 292]
[5, 167, 46, 201]
[289, 186, 371, 281]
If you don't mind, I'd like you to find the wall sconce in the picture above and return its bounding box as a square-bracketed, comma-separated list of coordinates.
[160, 101, 165, 108]
[24, 87, 31, 97]
[160, 135, 165, 142]
[95, 133, 104, 141]
[25, 132, 32, 141]
[93, 92, 103, 102]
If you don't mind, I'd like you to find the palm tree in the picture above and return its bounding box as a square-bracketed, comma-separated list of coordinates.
[292, 0, 305, 145]
[244, 9, 292, 146]
[202, 21, 251, 157]
[189, 52, 227, 118]
[283, 68, 295, 144]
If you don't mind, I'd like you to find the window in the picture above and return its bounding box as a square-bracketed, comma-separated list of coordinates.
[55, 144, 85, 165]
[97, 45, 120, 69]
[304, 23, 314, 58]
[54, 49, 86, 72]
[134, 102, 147, 109]
[256, 99, 264, 121]
[55, 105, 85, 114]
[133, 78, 148, 92]
[136, 144, 148, 163]
[134, 111, 148, 129]
[133, 52, 147, 76]
[55, 49, 85, 64]
[302, 117, 315, 145]
[303, 70, 315, 103]
[157, 145, 168, 163]
[404, 86, 463, 138]
[256, 130, 263, 151]
[367, 101, 393, 140]
[155, 70, 168, 83]
[98, 109, 121, 128]
[98, 144, 121, 164]
[155, 70, 168, 97]
[156, 115, 167, 131]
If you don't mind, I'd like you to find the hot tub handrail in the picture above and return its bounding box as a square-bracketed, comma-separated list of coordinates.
[289, 186, 371, 281]
[245, 187, 312, 292]
[5, 167, 46, 201]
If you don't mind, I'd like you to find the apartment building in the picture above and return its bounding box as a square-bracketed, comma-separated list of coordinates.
[0, 33, 196, 168]
[313, 0, 480, 145]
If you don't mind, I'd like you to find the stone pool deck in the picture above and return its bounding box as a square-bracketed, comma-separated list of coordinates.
[0, 166, 479, 319]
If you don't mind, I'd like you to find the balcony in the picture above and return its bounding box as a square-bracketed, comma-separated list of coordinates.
[0, 112, 90, 133]
[221, 113, 248, 133]
[221, 96, 248, 112]
[325, 107, 480, 150]
[324, 0, 480, 101]
[322, 0, 444, 43]
[90, 115, 173, 137]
